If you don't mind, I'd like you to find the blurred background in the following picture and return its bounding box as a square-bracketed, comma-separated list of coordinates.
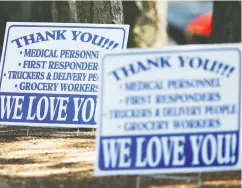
[167, 1, 213, 44]
[0, 0, 241, 54]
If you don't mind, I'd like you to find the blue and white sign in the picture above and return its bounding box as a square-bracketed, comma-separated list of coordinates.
[0, 22, 129, 128]
[95, 44, 241, 176]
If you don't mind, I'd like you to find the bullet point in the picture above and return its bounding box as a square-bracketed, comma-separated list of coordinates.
[19, 63, 21, 66]
[4, 73, 6, 76]
[15, 84, 17, 88]
[20, 51, 22, 54]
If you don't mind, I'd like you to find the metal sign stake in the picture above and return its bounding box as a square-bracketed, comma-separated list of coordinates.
[77, 128, 80, 136]
[197, 173, 202, 188]
[26, 127, 30, 136]
[136, 176, 141, 188]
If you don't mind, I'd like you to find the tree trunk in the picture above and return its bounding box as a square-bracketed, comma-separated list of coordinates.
[52, 1, 124, 24]
[123, 0, 168, 48]
[50, 0, 124, 132]
[209, 1, 241, 43]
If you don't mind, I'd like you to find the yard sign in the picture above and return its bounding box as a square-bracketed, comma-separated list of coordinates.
[95, 44, 241, 176]
[0, 22, 129, 128]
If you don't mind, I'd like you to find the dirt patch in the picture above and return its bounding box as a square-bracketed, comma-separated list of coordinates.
[0, 125, 241, 188]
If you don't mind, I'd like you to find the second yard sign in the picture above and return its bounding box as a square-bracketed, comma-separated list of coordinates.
[95, 44, 241, 176]
[0, 22, 129, 128]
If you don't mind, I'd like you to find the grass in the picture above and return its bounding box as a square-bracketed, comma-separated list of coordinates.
[0, 125, 241, 188]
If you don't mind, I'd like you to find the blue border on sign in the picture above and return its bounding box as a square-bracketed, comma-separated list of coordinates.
[0, 24, 127, 90]
[100, 47, 241, 143]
